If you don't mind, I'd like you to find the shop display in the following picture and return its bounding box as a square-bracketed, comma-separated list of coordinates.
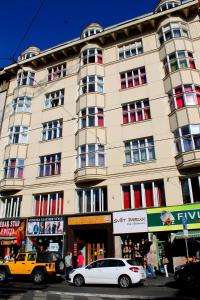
[121, 237, 149, 262]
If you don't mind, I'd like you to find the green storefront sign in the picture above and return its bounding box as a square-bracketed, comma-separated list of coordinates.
[147, 203, 200, 232]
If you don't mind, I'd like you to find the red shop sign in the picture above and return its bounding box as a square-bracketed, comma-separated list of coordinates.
[73, 242, 78, 256]
[0, 219, 26, 246]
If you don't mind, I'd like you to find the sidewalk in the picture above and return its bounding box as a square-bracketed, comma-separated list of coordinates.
[144, 274, 175, 287]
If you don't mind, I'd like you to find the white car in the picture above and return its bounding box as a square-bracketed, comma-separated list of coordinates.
[68, 258, 146, 288]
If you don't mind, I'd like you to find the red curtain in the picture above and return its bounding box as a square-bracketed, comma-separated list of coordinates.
[98, 109, 104, 126]
[51, 195, 56, 215]
[188, 53, 196, 69]
[196, 87, 200, 105]
[35, 197, 40, 216]
[61, 196, 64, 214]
[43, 195, 48, 216]
[123, 186, 131, 209]
[134, 185, 142, 208]
[175, 88, 184, 108]
[145, 184, 154, 207]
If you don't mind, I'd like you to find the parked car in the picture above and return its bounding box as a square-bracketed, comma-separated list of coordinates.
[0, 251, 65, 284]
[174, 261, 200, 288]
[68, 258, 146, 288]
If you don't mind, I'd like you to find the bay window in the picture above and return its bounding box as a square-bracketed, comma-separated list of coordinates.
[163, 51, 195, 75]
[34, 191, 63, 216]
[80, 75, 103, 95]
[123, 180, 166, 209]
[158, 22, 189, 45]
[12, 97, 31, 113]
[119, 40, 143, 60]
[9, 126, 28, 144]
[125, 137, 155, 164]
[48, 63, 66, 81]
[79, 107, 104, 128]
[120, 67, 146, 89]
[77, 187, 107, 213]
[169, 84, 200, 111]
[77, 144, 105, 168]
[44, 89, 64, 109]
[122, 99, 151, 124]
[0, 196, 22, 218]
[39, 153, 61, 177]
[181, 176, 200, 204]
[174, 124, 200, 153]
[81, 48, 103, 65]
[17, 71, 35, 86]
[42, 119, 63, 141]
[3, 159, 24, 179]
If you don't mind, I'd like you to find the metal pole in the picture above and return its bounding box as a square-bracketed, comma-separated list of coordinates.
[185, 238, 189, 261]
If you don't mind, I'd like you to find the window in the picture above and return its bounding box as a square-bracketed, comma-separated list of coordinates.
[44, 89, 64, 109]
[163, 51, 195, 75]
[125, 137, 155, 164]
[80, 76, 103, 95]
[0, 196, 22, 218]
[77, 187, 107, 213]
[39, 153, 61, 177]
[3, 159, 24, 179]
[34, 191, 63, 216]
[9, 126, 28, 144]
[181, 176, 200, 204]
[122, 99, 151, 124]
[158, 22, 189, 45]
[79, 107, 104, 128]
[119, 40, 143, 60]
[48, 63, 66, 81]
[174, 124, 200, 153]
[81, 48, 103, 65]
[77, 144, 105, 168]
[19, 52, 36, 61]
[42, 119, 63, 141]
[120, 67, 146, 90]
[12, 97, 31, 113]
[156, 1, 178, 12]
[122, 180, 165, 209]
[169, 84, 200, 111]
[82, 28, 102, 38]
[17, 71, 35, 86]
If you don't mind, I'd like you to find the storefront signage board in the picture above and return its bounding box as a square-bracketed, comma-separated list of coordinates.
[27, 217, 64, 236]
[147, 204, 200, 232]
[49, 243, 59, 252]
[68, 215, 111, 225]
[0, 219, 26, 245]
[113, 210, 148, 234]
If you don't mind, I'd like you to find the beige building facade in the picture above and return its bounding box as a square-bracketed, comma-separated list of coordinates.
[0, 0, 200, 268]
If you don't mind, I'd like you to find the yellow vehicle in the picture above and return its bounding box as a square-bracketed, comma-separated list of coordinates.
[0, 252, 65, 284]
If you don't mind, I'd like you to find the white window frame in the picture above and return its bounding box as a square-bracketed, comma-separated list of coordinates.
[82, 28, 102, 38]
[122, 99, 151, 123]
[77, 144, 105, 168]
[79, 107, 104, 129]
[39, 153, 61, 177]
[125, 137, 155, 164]
[164, 51, 195, 74]
[0, 197, 22, 218]
[158, 22, 189, 45]
[77, 188, 107, 213]
[17, 71, 35, 86]
[80, 75, 104, 95]
[9, 126, 28, 144]
[44, 89, 64, 109]
[81, 48, 103, 65]
[12, 96, 31, 113]
[33, 192, 63, 216]
[181, 176, 200, 204]
[42, 119, 63, 141]
[120, 67, 146, 89]
[119, 40, 143, 60]
[3, 159, 24, 179]
[174, 124, 200, 153]
[47, 63, 66, 81]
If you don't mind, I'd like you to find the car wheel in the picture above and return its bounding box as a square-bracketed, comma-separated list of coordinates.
[0, 269, 8, 283]
[32, 270, 45, 284]
[185, 274, 200, 289]
[118, 275, 131, 288]
[74, 274, 85, 287]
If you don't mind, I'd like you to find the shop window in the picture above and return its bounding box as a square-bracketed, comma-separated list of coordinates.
[44, 89, 64, 109]
[158, 22, 189, 45]
[122, 99, 151, 124]
[77, 144, 105, 168]
[77, 187, 107, 213]
[122, 180, 165, 209]
[121, 236, 150, 260]
[12, 96, 31, 113]
[125, 137, 155, 164]
[163, 51, 195, 75]
[119, 40, 143, 60]
[0, 196, 22, 218]
[17, 71, 35, 86]
[47, 63, 66, 81]
[80, 75, 104, 95]
[169, 84, 200, 111]
[181, 176, 200, 204]
[39, 153, 61, 177]
[120, 67, 146, 90]
[42, 119, 63, 141]
[79, 107, 104, 129]
[174, 124, 200, 154]
[81, 48, 103, 65]
[9, 126, 28, 144]
[3, 159, 24, 179]
[34, 191, 64, 216]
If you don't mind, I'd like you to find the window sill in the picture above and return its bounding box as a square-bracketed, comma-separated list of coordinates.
[121, 118, 152, 126]
[39, 137, 63, 143]
[42, 105, 64, 112]
[119, 83, 147, 92]
[6, 143, 28, 147]
[10, 111, 32, 116]
[36, 174, 61, 179]
[123, 159, 156, 167]
[78, 92, 105, 99]
[118, 52, 144, 62]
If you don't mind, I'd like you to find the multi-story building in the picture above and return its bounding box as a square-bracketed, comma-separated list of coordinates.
[0, 0, 200, 269]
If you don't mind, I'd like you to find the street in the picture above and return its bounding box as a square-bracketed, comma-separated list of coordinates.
[0, 276, 199, 300]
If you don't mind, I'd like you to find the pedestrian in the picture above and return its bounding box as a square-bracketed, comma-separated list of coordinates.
[77, 251, 84, 268]
[4, 253, 11, 263]
[146, 250, 156, 279]
[162, 254, 169, 278]
[65, 251, 73, 281]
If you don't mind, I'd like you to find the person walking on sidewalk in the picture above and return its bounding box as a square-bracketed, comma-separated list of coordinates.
[77, 251, 84, 268]
[65, 251, 73, 281]
[162, 254, 169, 278]
[146, 250, 156, 279]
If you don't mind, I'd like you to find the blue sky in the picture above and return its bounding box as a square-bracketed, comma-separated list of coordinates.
[0, 0, 158, 68]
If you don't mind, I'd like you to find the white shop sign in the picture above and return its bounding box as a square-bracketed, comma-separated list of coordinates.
[113, 210, 148, 234]
[49, 243, 59, 252]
